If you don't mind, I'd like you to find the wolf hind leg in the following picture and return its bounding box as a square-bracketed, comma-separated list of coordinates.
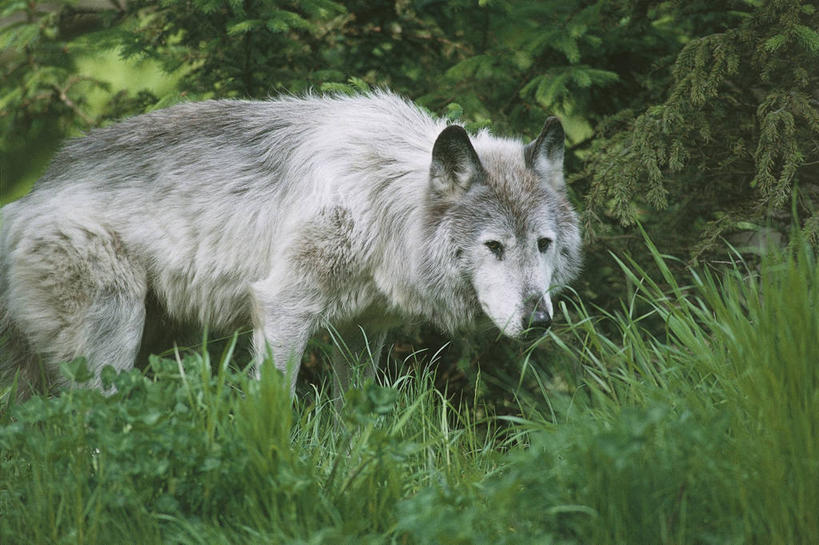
[72, 290, 147, 390]
[0, 303, 48, 399]
[4, 218, 147, 391]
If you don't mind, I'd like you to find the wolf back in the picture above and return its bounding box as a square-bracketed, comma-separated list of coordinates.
[0, 91, 581, 395]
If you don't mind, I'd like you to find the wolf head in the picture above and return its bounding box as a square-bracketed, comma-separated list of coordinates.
[427, 118, 581, 339]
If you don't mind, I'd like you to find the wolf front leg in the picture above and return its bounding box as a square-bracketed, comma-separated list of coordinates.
[250, 278, 321, 396]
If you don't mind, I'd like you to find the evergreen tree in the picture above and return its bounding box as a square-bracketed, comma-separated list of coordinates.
[580, 0, 819, 259]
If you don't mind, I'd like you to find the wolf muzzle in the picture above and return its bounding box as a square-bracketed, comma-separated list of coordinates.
[527, 309, 552, 330]
[522, 297, 552, 338]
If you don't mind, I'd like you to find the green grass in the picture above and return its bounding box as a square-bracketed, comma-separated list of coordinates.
[1, 239, 817, 544]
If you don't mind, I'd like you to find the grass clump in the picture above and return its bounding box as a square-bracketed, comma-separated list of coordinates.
[0, 345, 496, 544]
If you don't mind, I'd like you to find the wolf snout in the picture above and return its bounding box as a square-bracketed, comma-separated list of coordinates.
[527, 309, 552, 330]
[521, 294, 552, 337]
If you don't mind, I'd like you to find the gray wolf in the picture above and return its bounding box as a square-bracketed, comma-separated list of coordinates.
[0, 91, 581, 396]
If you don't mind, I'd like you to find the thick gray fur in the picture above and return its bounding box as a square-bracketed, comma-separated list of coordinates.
[0, 90, 581, 397]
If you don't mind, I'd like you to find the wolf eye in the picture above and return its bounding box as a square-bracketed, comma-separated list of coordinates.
[484, 240, 504, 260]
[537, 237, 553, 253]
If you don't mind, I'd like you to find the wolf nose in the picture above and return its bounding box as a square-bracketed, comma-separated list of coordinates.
[526, 310, 552, 330]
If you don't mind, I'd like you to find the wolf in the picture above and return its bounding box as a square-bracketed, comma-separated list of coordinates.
[0, 90, 581, 397]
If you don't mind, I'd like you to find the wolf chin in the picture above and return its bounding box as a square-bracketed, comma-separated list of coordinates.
[0, 91, 581, 396]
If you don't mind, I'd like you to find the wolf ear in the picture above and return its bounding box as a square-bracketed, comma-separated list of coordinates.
[525, 117, 565, 189]
[430, 125, 485, 198]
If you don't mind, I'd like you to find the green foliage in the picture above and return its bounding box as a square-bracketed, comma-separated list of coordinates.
[426, 0, 657, 130]
[0, 1, 108, 136]
[2, 0, 682, 173]
[398, 404, 736, 544]
[2, 239, 817, 543]
[119, 0, 347, 98]
[0, 1, 163, 202]
[0, 339, 498, 543]
[581, 0, 819, 260]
